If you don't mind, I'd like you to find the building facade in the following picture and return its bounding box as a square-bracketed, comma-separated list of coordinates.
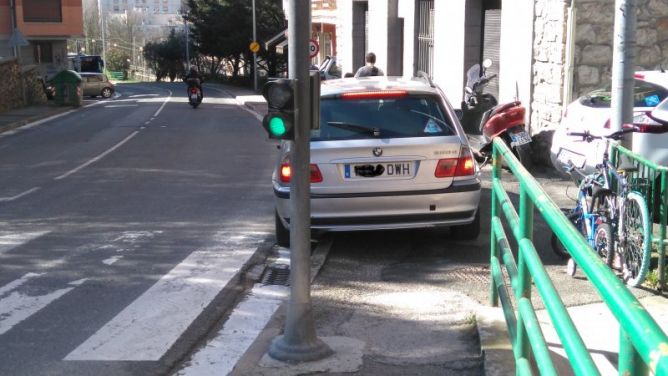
[0, 0, 84, 77]
[334, 0, 668, 145]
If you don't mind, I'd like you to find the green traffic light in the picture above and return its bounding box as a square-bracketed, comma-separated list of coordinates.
[269, 116, 287, 136]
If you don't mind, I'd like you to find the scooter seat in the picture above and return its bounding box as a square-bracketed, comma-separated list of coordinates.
[488, 101, 521, 118]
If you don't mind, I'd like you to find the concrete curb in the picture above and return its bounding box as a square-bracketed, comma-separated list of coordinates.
[0, 106, 76, 135]
[476, 305, 515, 376]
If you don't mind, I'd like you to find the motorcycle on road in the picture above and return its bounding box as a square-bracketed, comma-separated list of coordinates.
[186, 79, 203, 108]
[459, 59, 532, 168]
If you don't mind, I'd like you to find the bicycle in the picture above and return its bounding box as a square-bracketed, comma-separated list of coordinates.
[550, 162, 614, 277]
[554, 128, 651, 287]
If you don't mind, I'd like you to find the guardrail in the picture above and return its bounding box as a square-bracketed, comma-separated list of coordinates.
[489, 138, 668, 375]
[107, 71, 124, 81]
[611, 144, 668, 290]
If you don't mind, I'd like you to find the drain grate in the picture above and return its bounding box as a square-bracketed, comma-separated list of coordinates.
[445, 266, 490, 283]
[261, 263, 291, 286]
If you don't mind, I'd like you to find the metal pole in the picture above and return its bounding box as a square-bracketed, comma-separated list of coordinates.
[99, 0, 107, 72]
[252, 0, 258, 92]
[268, 0, 332, 362]
[9, 0, 17, 58]
[611, 0, 636, 149]
[185, 17, 190, 71]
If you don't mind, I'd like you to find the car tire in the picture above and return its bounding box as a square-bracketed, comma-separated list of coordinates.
[101, 88, 113, 98]
[275, 210, 290, 248]
[452, 210, 480, 240]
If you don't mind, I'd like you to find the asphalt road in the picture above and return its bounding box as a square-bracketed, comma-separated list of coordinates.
[0, 82, 277, 376]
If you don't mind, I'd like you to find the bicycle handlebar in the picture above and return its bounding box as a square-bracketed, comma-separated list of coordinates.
[567, 128, 634, 142]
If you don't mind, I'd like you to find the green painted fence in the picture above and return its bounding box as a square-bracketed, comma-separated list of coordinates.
[107, 71, 124, 81]
[489, 138, 668, 375]
[611, 144, 668, 290]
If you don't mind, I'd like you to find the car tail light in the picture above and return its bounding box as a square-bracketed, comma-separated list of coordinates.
[630, 112, 667, 133]
[340, 90, 408, 100]
[634, 73, 645, 80]
[435, 147, 475, 178]
[279, 162, 323, 183]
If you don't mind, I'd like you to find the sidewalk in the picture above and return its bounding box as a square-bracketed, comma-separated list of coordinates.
[0, 102, 77, 134]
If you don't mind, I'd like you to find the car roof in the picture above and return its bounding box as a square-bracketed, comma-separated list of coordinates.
[321, 76, 441, 97]
[635, 70, 668, 88]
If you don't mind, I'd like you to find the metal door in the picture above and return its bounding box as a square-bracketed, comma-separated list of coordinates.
[416, 0, 434, 77]
[482, 9, 501, 99]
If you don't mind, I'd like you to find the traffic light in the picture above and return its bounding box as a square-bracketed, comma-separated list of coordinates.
[262, 79, 296, 139]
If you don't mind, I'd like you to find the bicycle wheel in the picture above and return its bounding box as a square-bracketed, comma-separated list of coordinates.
[550, 210, 581, 259]
[620, 192, 651, 287]
[593, 222, 614, 267]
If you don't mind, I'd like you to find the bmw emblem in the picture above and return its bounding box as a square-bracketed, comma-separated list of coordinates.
[372, 147, 383, 157]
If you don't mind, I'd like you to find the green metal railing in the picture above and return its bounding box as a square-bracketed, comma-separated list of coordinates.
[611, 144, 668, 290]
[489, 138, 668, 375]
[107, 71, 124, 81]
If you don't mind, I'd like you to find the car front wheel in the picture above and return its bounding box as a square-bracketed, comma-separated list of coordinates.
[101, 88, 113, 98]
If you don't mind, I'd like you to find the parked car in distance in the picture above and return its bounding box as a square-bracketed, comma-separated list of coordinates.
[551, 71, 668, 177]
[80, 72, 115, 99]
[272, 76, 482, 247]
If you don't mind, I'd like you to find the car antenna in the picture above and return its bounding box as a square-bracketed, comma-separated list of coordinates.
[417, 71, 435, 88]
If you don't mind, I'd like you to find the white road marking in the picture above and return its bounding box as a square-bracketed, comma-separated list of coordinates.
[0, 279, 81, 336]
[102, 256, 123, 265]
[0, 231, 49, 254]
[153, 90, 172, 118]
[129, 94, 159, 98]
[176, 285, 288, 376]
[104, 104, 139, 108]
[0, 273, 43, 296]
[54, 131, 139, 180]
[0, 111, 76, 137]
[65, 246, 256, 361]
[0, 187, 41, 202]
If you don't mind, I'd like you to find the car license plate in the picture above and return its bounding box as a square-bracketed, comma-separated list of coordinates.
[509, 130, 532, 146]
[556, 148, 586, 169]
[344, 162, 413, 179]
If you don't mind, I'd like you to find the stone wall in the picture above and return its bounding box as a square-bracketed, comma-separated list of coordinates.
[0, 58, 47, 114]
[574, 0, 668, 96]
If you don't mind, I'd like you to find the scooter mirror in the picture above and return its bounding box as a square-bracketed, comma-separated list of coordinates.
[482, 59, 493, 69]
[650, 97, 668, 124]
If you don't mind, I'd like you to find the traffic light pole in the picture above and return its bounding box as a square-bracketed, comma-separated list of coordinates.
[268, 0, 333, 362]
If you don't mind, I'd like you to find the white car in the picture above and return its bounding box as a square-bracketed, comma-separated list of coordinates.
[551, 71, 668, 176]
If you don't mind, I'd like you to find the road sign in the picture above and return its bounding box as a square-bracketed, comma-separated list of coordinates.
[308, 39, 319, 58]
[249, 41, 260, 53]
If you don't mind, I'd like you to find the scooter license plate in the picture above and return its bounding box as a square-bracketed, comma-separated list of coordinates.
[510, 130, 532, 147]
[190, 94, 198, 101]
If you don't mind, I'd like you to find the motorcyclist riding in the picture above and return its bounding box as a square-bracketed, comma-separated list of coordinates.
[185, 67, 203, 97]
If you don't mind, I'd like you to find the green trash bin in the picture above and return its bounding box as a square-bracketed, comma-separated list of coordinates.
[51, 70, 83, 107]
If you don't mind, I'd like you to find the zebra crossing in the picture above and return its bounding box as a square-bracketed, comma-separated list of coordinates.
[0, 228, 271, 375]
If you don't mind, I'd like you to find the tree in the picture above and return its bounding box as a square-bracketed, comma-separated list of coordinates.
[185, 0, 285, 80]
[82, 0, 101, 55]
[142, 29, 187, 82]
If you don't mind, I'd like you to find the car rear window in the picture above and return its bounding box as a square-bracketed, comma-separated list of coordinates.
[579, 79, 668, 108]
[312, 95, 455, 141]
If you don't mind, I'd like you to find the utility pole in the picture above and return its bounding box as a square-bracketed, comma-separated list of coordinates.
[252, 0, 258, 92]
[611, 0, 636, 149]
[267, 0, 333, 363]
[185, 17, 190, 70]
[99, 0, 107, 72]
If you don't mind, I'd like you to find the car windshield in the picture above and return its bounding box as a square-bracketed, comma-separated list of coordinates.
[579, 79, 668, 108]
[312, 95, 455, 141]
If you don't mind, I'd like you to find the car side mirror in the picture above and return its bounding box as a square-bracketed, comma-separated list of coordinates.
[454, 109, 463, 120]
[650, 97, 668, 124]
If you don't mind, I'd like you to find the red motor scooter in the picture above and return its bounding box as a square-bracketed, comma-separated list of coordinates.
[459, 59, 532, 168]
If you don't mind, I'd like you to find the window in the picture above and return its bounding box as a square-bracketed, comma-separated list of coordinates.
[33, 42, 53, 63]
[313, 95, 454, 141]
[23, 0, 62, 22]
[579, 80, 668, 109]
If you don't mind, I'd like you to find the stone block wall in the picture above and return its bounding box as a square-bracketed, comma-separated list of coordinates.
[0, 59, 25, 113]
[0, 58, 47, 114]
[573, 0, 668, 96]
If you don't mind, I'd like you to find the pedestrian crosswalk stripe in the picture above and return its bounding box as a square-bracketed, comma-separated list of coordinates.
[64, 247, 256, 361]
